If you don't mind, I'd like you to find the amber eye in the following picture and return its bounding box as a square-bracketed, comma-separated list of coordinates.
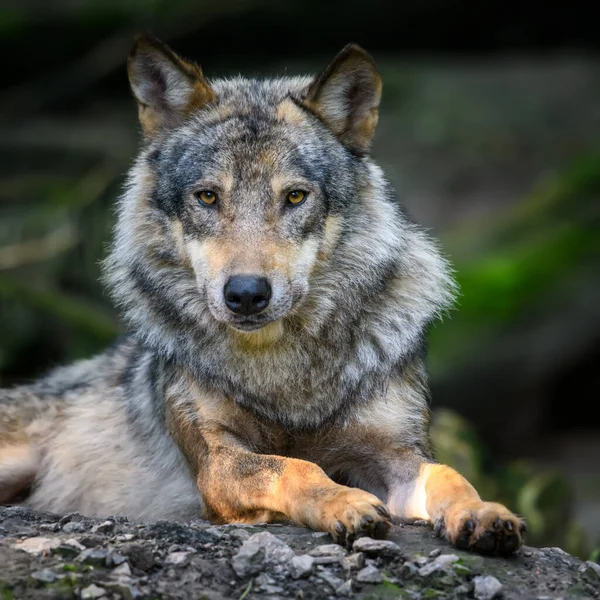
[286, 190, 307, 205]
[195, 190, 217, 206]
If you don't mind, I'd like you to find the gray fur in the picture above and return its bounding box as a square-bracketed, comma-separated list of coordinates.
[0, 51, 456, 520]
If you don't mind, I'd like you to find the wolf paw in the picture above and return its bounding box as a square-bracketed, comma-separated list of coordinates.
[320, 488, 391, 548]
[435, 501, 526, 556]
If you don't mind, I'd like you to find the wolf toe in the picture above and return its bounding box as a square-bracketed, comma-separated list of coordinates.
[437, 501, 525, 556]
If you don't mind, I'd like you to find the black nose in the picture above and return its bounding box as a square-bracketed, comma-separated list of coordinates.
[224, 275, 272, 316]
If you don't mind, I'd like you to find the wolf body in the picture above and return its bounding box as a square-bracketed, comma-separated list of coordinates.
[0, 37, 524, 554]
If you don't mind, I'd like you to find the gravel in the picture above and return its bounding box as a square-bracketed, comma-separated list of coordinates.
[0, 506, 598, 599]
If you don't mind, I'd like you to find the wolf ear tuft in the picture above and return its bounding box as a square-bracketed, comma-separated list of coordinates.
[304, 44, 382, 156]
[127, 34, 216, 138]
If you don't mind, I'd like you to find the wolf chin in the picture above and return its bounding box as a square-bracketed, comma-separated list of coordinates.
[0, 35, 525, 555]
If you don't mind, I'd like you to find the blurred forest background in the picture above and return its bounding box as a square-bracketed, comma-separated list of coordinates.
[0, 0, 598, 559]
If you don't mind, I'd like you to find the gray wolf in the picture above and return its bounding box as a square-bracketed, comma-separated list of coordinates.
[0, 35, 525, 554]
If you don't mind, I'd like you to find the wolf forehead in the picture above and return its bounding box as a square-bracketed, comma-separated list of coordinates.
[145, 77, 360, 215]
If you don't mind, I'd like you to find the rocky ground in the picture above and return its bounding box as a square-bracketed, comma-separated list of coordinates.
[1, 507, 599, 599]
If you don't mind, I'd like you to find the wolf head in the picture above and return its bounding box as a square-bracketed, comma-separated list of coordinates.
[119, 35, 383, 333]
[105, 36, 455, 426]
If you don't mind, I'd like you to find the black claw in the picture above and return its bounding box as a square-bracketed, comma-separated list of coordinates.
[520, 521, 528, 533]
[505, 520, 514, 532]
[494, 517, 503, 530]
[433, 518, 446, 537]
[362, 514, 374, 525]
[335, 521, 346, 534]
[375, 505, 391, 519]
[464, 519, 475, 533]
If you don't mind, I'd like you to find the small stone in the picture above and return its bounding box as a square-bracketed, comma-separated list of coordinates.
[78, 535, 104, 548]
[418, 553, 460, 578]
[313, 556, 342, 565]
[429, 548, 442, 558]
[336, 579, 353, 597]
[541, 546, 568, 555]
[579, 560, 600, 580]
[230, 529, 251, 542]
[105, 580, 143, 600]
[291, 554, 315, 579]
[254, 573, 276, 588]
[415, 556, 429, 566]
[473, 575, 503, 600]
[232, 542, 265, 577]
[14, 537, 61, 555]
[91, 520, 115, 534]
[62, 521, 87, 534]
[352, 537, 402, 557]
[81, 584, 107, 599]
[399, 561, 418, 579]
[318, 571, 345, 590]
[309, 544, 348, 557]
[112, 562, 132, 576]
[522, 549, 533, 557]
[59, 512, 83, 525]
[39, 523, 61, 533]
[77, 548, 108, 566]
[342, 552, 365, 571]
[31, 569, 57, 583]
[116, 533, 136, 542]
[356, 565, 382, 583]
[164, 551, 191, 566]
[120, 543, 155, 571]
[312, 531, 329, 538]
[455, 583, 471, 596]
[106, 550, 127, 567]
[52, 544, 81, 559]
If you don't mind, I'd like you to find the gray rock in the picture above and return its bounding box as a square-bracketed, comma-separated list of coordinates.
[62, 521, 87, 534]
[336, 579, 353, 597]
[309, 543, 348, 557]
[77, 548, 108, 566]
[232, 532, 294, 577]
[164, 551, 192, 566]
[80, 584, 107, 599]
[31, 569, 57, 583]
[342, 552, 365, 571]
[473, 575, 503, 600]
[232, 543, 265, 578]
[230, 528, 251, 542]
[105, 580, 143, 600]
[111, 562, 132, 577]
[429, 548, 442, 558]
[318, 570, 345, 590]
[399, 561, 419, 579]
[352, 537, 401, 558]
[91, 520, 115, 534]
[356, 565, 383, 583]
[291, 554, 315, 579]
[120, 543, 155, 571]
[579, 560, 600, 580]
[418, 553, 460, 577]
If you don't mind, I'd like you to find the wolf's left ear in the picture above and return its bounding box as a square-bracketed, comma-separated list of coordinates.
[304, 44, 382, 156]
[127, 34, 216, 138]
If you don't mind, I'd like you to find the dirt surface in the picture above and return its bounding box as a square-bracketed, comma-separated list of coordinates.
[1, 507, 599, 599]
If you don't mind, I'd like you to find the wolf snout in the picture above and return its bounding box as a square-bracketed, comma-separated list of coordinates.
[223, 275, 272, 316]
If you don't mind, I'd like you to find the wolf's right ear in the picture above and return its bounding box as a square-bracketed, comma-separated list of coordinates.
[127, 34, 216, 138]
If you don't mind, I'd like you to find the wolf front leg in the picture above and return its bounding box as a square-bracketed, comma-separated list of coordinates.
[168, 407, 391, 544]
[387, 460, 526, 555]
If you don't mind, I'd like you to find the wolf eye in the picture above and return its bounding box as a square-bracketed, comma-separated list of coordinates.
[195, 190, 217, 206]
[287, 190, 307, 205]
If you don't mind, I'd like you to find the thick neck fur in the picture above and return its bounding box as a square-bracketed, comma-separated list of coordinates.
[104, 78, 456, 431]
